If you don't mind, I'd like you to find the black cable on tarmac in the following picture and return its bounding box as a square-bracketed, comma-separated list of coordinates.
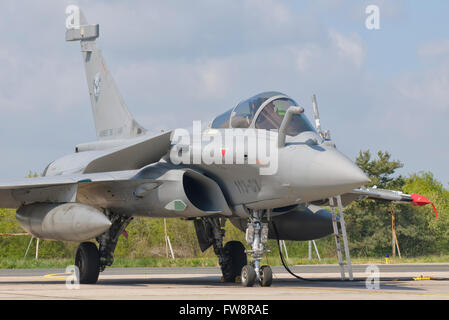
[270, 220, 449, 282]
[271, 220, 325, 282]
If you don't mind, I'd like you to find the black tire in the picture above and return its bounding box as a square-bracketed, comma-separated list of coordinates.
[75, 242, 100, 284]
[222, 241, 247, 282]
[260, 265, 273, 287]
[241, 265, 257, 287]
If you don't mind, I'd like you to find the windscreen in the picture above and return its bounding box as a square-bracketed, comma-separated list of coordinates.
[230, 91, 284, 128]
[211, 108, 232, 128]
[255, 98, 316, 136]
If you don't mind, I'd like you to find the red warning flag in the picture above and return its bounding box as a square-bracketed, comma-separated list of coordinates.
[410, 193, 438, 218]
[122, 230, 129, 240]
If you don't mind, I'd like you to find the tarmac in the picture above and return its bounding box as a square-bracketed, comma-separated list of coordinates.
[0, 264, 448, 300]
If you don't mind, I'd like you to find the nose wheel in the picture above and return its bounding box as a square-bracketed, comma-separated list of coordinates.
[241, 265, 257, 287]
[241, 210, 273, 287]
[241, 264, 273, 287]
[260, 265, 273, 287]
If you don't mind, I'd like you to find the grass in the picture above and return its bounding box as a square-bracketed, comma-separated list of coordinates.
[1, 255, 448, 269]
[112, 257, 220, 268]
[0, 257, 221, 269]
[0, 258, 74, 269]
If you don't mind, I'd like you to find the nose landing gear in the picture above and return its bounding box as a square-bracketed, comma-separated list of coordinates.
[241, 210, 272, 287]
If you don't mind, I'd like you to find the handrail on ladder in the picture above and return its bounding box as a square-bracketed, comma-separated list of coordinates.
[329, 195, 353, 280]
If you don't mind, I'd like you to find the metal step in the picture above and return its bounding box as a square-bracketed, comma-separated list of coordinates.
[329, 195, 353, 281]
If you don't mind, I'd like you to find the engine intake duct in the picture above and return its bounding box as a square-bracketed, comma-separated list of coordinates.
[134, 167, 231, 217]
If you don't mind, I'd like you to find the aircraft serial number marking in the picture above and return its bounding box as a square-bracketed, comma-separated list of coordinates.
[234, 179, 261, 194]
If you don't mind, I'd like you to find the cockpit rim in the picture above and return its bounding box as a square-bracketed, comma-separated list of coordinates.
[210, 92, 295, 130]
[247, 94, 291, 129]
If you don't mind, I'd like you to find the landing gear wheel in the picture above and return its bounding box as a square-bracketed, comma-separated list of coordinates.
[260, 265, 273, 287]
[241, 265, 257, 287]
[222, 241, 247, 283]
[75, 242, 100, 284]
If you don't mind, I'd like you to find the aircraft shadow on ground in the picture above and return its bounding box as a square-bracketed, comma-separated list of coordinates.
[89, 275, 431, 292]
[1, 274, 445, 292]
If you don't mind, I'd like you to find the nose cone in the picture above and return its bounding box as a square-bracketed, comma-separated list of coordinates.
[288, 146, 370, 199]
[310, 148, 370, 194]
[326, 151, 370, 187]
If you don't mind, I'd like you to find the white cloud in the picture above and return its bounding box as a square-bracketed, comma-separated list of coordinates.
[328, 30, 365, 68]
[242, 0, 293, 30]
[0, 49, 86, 114]
[390, 40, 449, 115]
[195, 59, 233, 100]
[293, 44, 320, 73]
[395, 63, 449, 112]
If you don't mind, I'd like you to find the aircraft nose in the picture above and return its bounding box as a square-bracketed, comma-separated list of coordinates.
[306, 148, 370, 193]
[330, 152, 369, 187]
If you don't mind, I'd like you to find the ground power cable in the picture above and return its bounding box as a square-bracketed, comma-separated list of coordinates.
[270, 221, 449, 283]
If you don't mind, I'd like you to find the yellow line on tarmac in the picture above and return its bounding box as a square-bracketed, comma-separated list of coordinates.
[43, 273, 70, 280]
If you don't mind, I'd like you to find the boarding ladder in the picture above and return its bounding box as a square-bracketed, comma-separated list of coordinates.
[329, 195, 353, 280]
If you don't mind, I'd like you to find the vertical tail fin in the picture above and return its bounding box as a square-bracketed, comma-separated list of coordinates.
[65, 5, 146, 140]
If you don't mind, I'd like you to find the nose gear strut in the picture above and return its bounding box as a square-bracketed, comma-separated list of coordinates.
[242, 209, 272, 287]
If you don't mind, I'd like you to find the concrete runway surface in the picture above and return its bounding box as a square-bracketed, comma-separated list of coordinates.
[0, 264, 448, 300]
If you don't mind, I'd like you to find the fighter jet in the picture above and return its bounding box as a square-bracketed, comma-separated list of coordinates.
[0, 7, 436, 287]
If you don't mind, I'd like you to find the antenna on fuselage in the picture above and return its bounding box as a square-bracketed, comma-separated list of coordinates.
[312, 94, 331, 141]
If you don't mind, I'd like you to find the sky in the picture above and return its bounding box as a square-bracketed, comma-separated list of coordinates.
[0, 0, 448, 186]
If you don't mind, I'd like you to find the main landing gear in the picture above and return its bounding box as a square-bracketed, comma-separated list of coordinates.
[241, 209, 272, 287]
[75, 210, 132, 284]
[194, 217, 247, 283]
[75, 211, 273, 287]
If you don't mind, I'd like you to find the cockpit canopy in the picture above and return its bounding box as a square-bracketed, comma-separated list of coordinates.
[210, 91, 316, 136]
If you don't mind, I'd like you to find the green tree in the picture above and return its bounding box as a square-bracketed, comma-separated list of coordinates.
[402, 172, 449, 254]
[355, 150, 405, 189]
[346, 151, 443, 257]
